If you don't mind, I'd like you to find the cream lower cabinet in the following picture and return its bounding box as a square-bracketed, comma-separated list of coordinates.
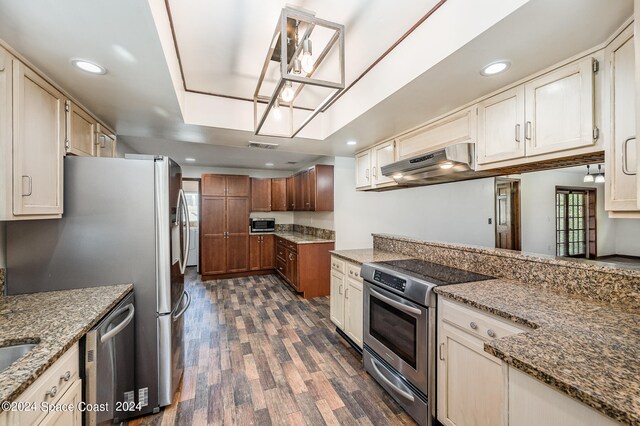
[508, 368, 619, 426]
[329, 256, 363, 349]
[8, 343, 81, 426]
[437, 298, 526, 426]
[605, 24, 639, 216]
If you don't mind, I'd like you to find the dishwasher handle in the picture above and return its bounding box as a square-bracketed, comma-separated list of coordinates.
[100, 304, 135, 343]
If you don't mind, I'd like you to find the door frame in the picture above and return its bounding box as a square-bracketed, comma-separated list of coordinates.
[494, 177, 522, 251]
[555, 186, 597, 259]
[183, 177, 201, 273]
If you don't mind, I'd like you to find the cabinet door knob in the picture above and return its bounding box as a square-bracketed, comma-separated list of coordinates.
[349, 270, 353, 275]
[46, 386, 58, 398]
[338, 284, 343, 295]
[469, 322, 478, 330]
[61, 371, 71, 381]
[487, 329, 496, 338]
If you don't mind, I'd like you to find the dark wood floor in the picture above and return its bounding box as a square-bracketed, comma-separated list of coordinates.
[128, 268, 415, 426]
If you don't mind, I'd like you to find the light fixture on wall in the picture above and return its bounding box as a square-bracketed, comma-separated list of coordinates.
[253, 7, 345, 138]
[595, 164, 605, 183]
[583, 165, 594, 183]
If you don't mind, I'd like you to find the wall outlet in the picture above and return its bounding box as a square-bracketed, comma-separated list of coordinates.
[488, 218, 492, 225]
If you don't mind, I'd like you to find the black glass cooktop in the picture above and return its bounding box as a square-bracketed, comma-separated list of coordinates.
[374, 258, 494, 286]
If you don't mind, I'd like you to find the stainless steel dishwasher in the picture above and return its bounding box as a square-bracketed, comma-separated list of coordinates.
[84, 292, 136, 425]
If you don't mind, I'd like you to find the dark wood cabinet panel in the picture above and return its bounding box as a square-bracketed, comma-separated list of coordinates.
[250, 178, 272, 212]
[202, 175, 226, 196]
[286, 249, 298, 289]
[313, 164, 334, 211]
[294, 173, 303, 211]
[301, 170, 310, 211]
[271, 178, 287, 211]
[227, 197, 249, 234]
[307, 167, 317, 211]
[286, 176, 295, 211]
[261, 234, 275, 269]
[201, 235, 225, 275]
[201, 197, 225, 235]
[274, 236, 334, 298]
[249, 235, 261, 271]
[226, 234, 249, 272]
[226, 175, 250, 197]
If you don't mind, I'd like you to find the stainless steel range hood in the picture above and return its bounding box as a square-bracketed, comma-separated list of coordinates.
[381, 142, 487, 186]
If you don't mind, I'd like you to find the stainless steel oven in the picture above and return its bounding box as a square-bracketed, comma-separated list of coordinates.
[361, 259, 493, 426]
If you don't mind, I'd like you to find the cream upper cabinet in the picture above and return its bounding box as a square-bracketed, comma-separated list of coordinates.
[605, 25, 637, 213]
[355, 150, 371, 189]
[397, 106, 477, 161]
[437, 298, 526, 426]
[12, 60, 64, 217]
[96, 124, 117, 158]
[477, 86, 525, 164]
[371, 139, 396, 186]
[66, 101, 96, 157]
[0, 45, 13, 219]
[524, 57, 596, 156]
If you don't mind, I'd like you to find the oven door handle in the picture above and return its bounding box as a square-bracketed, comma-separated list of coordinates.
[369, 357, 415, 402]
[370, 288, 422, 316]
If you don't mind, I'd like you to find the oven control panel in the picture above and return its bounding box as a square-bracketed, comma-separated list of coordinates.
[374, 270, 406, 292]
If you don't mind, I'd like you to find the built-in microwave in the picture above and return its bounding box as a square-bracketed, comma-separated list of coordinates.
[250, 218, 275, 233]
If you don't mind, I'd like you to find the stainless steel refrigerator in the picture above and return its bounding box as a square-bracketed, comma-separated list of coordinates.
[6, 155, 191, 418]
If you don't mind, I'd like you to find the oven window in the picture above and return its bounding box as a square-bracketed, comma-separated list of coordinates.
[370, 296, 417, 368]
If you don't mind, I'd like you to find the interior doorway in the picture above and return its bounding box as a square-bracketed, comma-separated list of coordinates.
[182, 178, 201, 270]
[555, 187, 597, 259]
[495, 178, 521, 251]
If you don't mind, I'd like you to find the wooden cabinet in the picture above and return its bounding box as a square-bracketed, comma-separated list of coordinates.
[286, 175, 295, 210]
[477, 86, 525, 164]
[437, 298, 527, 426]
[66, 101, 96, 157]
[524, 57, 596, 156]
[605, 25, 639, 215]
[356, 139, 398, 190]
[11, 60, 65, 218]
[276, 236, 334, 298]
[271, 178, 287, 211]
[200, 174, 250, 278]
[397, 107, 477, 161]
[9, 343, 80, 426]
[329, 256, 364, 349]
[96, 124, 117, 158]
[286, 165, 334, 211]
[508, 367, 619, 426]
[249, 234, 275, 271]
[250, 178, 271, 211]
[355, 151, 371, 189]
[39, 379, 82, 426]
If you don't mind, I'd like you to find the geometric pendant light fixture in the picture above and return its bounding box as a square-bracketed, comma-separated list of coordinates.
[253, 7, 345, 138]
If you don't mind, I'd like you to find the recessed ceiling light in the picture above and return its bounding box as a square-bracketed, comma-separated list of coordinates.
[347, 140, 357, 146]
[185, 158, 196, 162]
[480, 60, 511, 76]
[71, 59, 106, 75]
[265, 162, 274, 167]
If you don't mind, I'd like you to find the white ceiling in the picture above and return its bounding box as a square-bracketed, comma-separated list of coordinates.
[169, 0, 437, 100]
[0, 0, 633, 170]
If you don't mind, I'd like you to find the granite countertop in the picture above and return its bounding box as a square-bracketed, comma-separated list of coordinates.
[329, 248, 413, 265]
[0, 284, 133, 409]
[273, 231, 335, 245]
[435, 279, 640, 425]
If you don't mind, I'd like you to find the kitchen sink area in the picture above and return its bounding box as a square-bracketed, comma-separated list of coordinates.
[0, 343, 37, 372]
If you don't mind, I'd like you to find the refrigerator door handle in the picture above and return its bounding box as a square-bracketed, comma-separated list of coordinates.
[181, 189, 191, 273]
[177, 189, 190, 274]
[100, 304, 135, 343]
[172, 291, 191, 321]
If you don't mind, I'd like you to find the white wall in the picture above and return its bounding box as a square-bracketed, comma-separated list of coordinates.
[520, 169, 617, 256]
[115, 139, 139, 158]
[614, 219, 640, 256]
[333, 157, 496, 250]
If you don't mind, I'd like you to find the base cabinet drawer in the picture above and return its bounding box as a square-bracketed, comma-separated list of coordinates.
[38, 379, 82, 426]
[8, 343, 80, 426]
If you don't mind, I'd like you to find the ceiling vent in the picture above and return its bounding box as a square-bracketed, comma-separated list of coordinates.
[248, 141, 279, 150]
[286, 161, 297, 164]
